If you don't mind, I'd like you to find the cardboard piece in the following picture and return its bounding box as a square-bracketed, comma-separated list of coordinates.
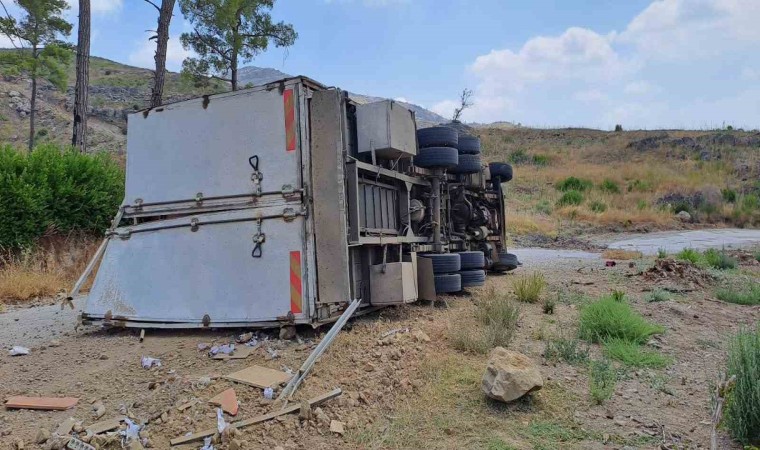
[85, 417, 125, 435]
[208, 388, 238, 416]
[224, 365, 292, 389]
[211, 345, 256, 360]
[56, 417, 77, 435]
[4, 396, 79, 411]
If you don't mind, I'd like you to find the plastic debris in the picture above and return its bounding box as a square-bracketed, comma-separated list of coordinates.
[140, 356, 161, 369]
[194, 376, 212, 389]
[236, 332, 253, 343]
[263, 387, 274, 400]
[200, 437, 215, 450]
[67, 437, 96, 450]
[216, 408, 227, 433]
[265, 347, 279, 359]
[197, 343, 210, 351]
[9, 346, 30, 356]
[244, 338, 259, 347]
[281, 365, 294, 375]
[121, 418, 141, 444]
[209, 344, 234, 356]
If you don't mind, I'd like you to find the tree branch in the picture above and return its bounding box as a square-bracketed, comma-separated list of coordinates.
[193, 29, 232, 60]
[142, 0, 160, 12]
[209, 74, 232, 82]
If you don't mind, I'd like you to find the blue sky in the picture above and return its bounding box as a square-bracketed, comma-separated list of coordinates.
[2, 0, 759, 130]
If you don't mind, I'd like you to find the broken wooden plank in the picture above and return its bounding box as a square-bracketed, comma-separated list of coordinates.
[170, 388, 342, 446]
[208, 388, 238, 416]
[85, 417, 125, 435]
[55, 417, 77, 436]
[4, 396, 79, 411]
[224, 365, 291, 389]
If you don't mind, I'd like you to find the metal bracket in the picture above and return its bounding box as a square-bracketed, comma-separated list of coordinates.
[249, 155, 263, 196]
[133, 198, 143, 211]
[190, 218, 200, 232]
[282, 207, 298, 222]
[251, 218, 266, 258]
[115, 229, 132, 240]
[281, 184, 297, 199]
[194, 192, 204, 206]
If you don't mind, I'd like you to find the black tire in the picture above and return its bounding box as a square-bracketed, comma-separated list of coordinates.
[457, 251, 485, 269]
[459, 269, 486, 288]
[493, 251, 518, 272]
[450, 153, 482, 174]
[457, 134, 481, 154]
[434, 273, 462, 293]
[421, 253, 461, 274]
[417, 126, 458, 148]
[414, 146, 458, 169]
[489, 162, 513, 183]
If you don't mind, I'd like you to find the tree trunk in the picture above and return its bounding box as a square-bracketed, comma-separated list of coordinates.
[28, 46, 38, 152]
[231, 49, 238, 91]
[72, 0, 90, 152]
[150, 0, 175, 108]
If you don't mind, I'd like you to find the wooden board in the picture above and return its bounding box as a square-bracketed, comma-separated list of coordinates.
[170, 388, 342, 446]
[85, 417, 124, 435]
[223, 365, 292, 388]
[4, 396, 79, 411]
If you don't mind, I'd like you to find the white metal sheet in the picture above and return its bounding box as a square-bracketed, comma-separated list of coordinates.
[125, 83, 301, 205]
[84, 207, 309, 324]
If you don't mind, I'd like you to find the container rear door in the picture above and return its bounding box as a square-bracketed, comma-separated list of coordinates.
[85, 207, 309, 325]
[125, 83, 302, 205]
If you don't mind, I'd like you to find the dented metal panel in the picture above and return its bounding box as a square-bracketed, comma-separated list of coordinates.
[84, 206, 311, 325]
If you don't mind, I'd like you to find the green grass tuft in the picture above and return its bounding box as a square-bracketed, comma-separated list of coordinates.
[702, 248, 737, 270]
[715, 283, 760, 305]
[579, 296, 664, 344]
[599, 179, 620, 194]
[589, 200, 607, 213]
[556, 176, 593, 192]
[657, 248, 668, 259]
[676, 248, 701, 264]
[544, 336, 589, 365]
[449, 288, 521, 354]
[512, 272, 546, 303]
[589, 359, 617, 405]
[556, 190, 584, 207]
[724, 324, 760, 444]
[646, 289, 670, 303]
[602, 338, 670, 368]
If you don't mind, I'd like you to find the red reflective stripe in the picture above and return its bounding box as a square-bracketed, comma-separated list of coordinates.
[284, 89, 296, 152]
[289, 250, 302, 314]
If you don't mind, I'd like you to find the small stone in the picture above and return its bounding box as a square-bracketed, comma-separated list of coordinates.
[329, 420, 345, 435]
[411, 330, 430, 343]
[49, 339, 61, 347]
[363, 362, 375, 372]
[298, 400, 312, 421]
[35, 428, 51, 444]
[99, 354, 109, 360]
[14, 440, 24, 450]
[230, 439, 245, 450]
[279, 326, 296, 340]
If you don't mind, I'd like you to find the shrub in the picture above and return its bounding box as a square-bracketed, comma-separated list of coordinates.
[450, 288, 521, 353]
[532, 154, 549, 166]
[542, 295, 556, 314]
[627, 179, 653, 192]
[599, 179, 620, 194]
[637, 199, 648, 210]
[702, 248, 737, 270]
[716, 282, 760, 305]
[0, 144, 124, 248]
[741, 194, 759, 212]
[579, 296, 664, 344]
[556, 176, 593, 192]
[676, 248, 701, 264]
[556, 190, 584, 207]
[614, 124, 623, 132]
[610, 290, 626, 302]
[512, 272, 546, 303]
[755, 250, 760, 262]
[535, 199, 553, 215]
[722, 188, 737, 203]
[646, 289, 670, 303]
[589, 359, 617, 405]
[589, 201, 607, 213]
[545, 336, 589, 365]
[657, 248, 668, 259]
[724, 324, 760, 444]
[602, 338, 670, 368]
[509, 148, 530, 164]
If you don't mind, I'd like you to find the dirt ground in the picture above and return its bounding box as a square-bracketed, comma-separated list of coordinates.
[1, 249, 758, 449]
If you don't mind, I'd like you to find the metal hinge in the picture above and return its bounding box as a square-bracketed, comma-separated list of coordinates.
[249, 155, 263, 196]
[251, 218, 266, 258]
[282, 207, 298, 222]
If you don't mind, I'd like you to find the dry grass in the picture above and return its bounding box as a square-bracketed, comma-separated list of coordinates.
[601, 249, 644, 260]
[512, 272, 546, 303]
[0, 235, 100, 303]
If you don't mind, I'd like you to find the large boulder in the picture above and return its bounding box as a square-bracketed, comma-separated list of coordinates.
[481, 347, 543, 403]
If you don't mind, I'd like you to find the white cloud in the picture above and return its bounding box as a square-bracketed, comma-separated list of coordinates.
[128, 32, 193, 72]
[446, 0, 760, 128]
[67, 0, 123, 14]
[430, 99, 457, 119]
[325, 0, 408, 6]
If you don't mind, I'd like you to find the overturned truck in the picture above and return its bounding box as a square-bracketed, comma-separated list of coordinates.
[75, 77, 517, 329]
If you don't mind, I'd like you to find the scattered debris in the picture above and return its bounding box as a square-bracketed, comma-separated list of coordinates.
[208, 389, 238, 416]
[216, 408, 228, 433]
[263, 387, 274, 400]
[140, 356, 161, 369]
[411, 329, 430, 343]
[35, 428, 51, 444]
[209, 344, 234, 356]
[176, 399, 199, 412]
[170, 388, 342, 446]
[5, 396, 79, 411]
[211, 345, 255, 360]
[91, 401, 106, 419]
[200, 437, 214, 450]
[481, 347, 543, 403]
[236, 332, 254, 343]
[85, 417, 125, 435]
[197, 343, 211, 351]
[66, 438, 95, 450]
[9, 346, 30, 356]
[139, 329, 145, 342]
[279, 326, 296, 340]
[224, 365, 292, 389]
[55, 417, 77, 436]
[380, 327, 409, 339]
[642, 258, 714, 287]
[329, 420, 345, 435]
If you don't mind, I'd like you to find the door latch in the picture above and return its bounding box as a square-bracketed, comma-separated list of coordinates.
[249, 155, 263, 196]
[251, 217, 266, 258]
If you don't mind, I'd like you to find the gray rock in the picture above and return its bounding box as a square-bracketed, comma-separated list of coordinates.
[481, 347, 543, 403]
[676, 211, 692, 222]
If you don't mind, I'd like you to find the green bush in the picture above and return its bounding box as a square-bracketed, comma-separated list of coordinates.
[637, 199, 648, 210]
[676, 248, 701, 264]
[556, 190, 584, 207]
[724, 324, 760, 444]
[589, 201, 607, 213]
[702, 248, 737, 270]
[599, 179, 620, 194]
[535, 199, 553, 215]
[722, 188, 737, 203]
[556, 176, 593, 192]
[627, 179, 653, 192]
[716, 283, 760, 305]
[646, 289, 670, 303]
[657, 248, 668, 259]
[0, 144, 124, 248]
[602, 338, 670, 368]
[531, 154, 549, 166]
[589, 359, 617, 405]
[578, 296, 664, 344]
[755, 250, 760, 262]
